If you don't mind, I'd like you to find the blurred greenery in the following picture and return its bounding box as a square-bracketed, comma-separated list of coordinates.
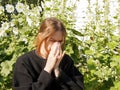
[0, 0, 120, 90]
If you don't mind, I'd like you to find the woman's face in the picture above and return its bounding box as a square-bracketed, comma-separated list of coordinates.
[45, 31, 64, 53]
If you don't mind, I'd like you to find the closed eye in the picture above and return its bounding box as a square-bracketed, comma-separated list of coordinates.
[50, 38, 56, 42]
[50, 38, 63, 43]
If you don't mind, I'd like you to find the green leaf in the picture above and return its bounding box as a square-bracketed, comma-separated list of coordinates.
[0, 61, 13, 77]
[72, 29, 84, 36]
[87, 57, 96, 70]
[110, 81, 120, 90]
[110, 62, 118, 67]
[85, 49, 94, 55]
[112, 55, 120, 63]
[107, 41, 118, 49]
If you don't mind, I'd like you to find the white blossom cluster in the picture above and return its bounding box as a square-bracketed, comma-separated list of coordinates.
[0, 2, 43, 37]
[0, 6, 4, 14]
[5, 4, 14, 13]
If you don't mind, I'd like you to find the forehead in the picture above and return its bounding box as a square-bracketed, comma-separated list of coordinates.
[50, 31, 63, 40]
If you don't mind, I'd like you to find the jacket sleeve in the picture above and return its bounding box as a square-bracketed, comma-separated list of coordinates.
[56, 56, 84, 90]
[13, 58, 54, 90]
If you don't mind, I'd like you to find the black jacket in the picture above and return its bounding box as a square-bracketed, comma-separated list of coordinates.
[13, 50, 84, 90]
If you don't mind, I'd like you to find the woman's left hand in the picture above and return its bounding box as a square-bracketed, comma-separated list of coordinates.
[54, 45, 65, 77]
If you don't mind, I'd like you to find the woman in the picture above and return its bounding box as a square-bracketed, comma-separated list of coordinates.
[13, 17, 84, 90]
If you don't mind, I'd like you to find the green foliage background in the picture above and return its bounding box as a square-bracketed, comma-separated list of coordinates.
[0, 0, 120, 90]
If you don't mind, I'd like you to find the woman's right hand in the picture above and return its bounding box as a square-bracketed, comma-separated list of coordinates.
[44, 42, 60, 73]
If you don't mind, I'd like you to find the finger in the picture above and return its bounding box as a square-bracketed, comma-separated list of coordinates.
[55, 47, 60, 57]
[51, 42, 60, 50]
[57, 51, 65, 65]
[56, 45, 62, 59]
[51, 42, 60, 55]
[60, 50, 65, 61]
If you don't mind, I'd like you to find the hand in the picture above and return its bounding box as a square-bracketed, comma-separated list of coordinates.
[44, 42, 61, 73]
[54, 46, 65, 77]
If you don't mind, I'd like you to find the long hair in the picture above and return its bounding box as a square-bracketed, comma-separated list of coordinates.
[35, 17, 67, 56]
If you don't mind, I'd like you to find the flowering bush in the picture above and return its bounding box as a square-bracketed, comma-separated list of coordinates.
[0, 1, 79, 89]
[0, 0, 120, 90]
[0, 2, 42, 90]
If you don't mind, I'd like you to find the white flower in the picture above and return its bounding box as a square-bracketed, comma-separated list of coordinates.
[66, 0, 76, 7]
[41, 1, 44, 8]
[10, 21, 15, 27]
[36, 6, 42, 12]
[26, 16, 33, 26]
[32, 18, 40, 27]
[16, 2, 24, 13]
[32, 6, 41, 16]
[45, 1, 52, 8]
[5, 4, 14, 13]
[27, 11, 36, 16]
[1, 22, 9, 30]
[112, 29, 119, 36]
[24, 4, 29, 10]
[18, 18, 23, 23]
[22, 38, 28, 44]
[22, 4, 30, 15]
[34, 21, 40, 27]
[0, 28, 7, 37]
[12, 27, 18, 35]
[22, 4, 30, 16]
[0, 6, 4, 14]
[98, 79, 103, 83]
[105, 77, 108, 81]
